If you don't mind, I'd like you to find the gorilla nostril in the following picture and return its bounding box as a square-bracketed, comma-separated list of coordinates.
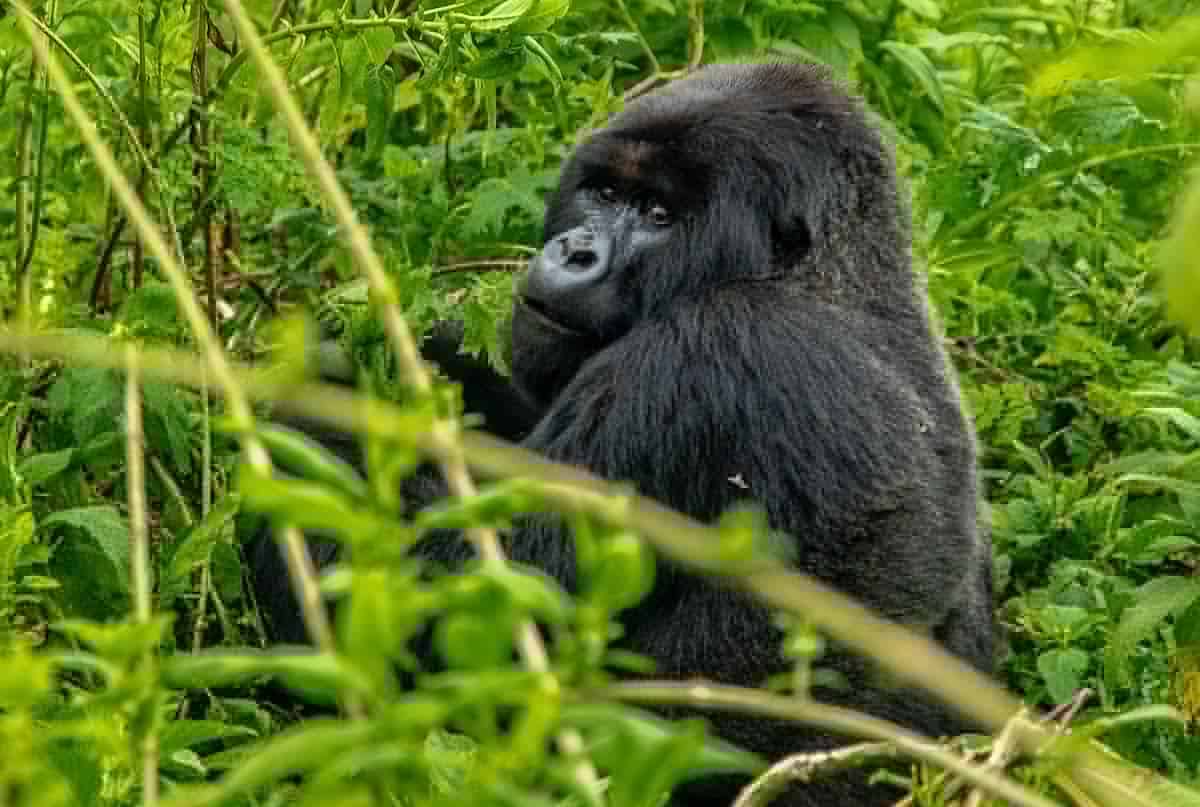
[565, 248, 598, 270]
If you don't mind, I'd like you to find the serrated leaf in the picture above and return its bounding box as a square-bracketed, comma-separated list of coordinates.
[42, 506, 131, 589]
[880, 41, 944, 115]
[1106, 576, 1200, 686]
[164, 493, 241, 592]
[364, 64, 395, 165]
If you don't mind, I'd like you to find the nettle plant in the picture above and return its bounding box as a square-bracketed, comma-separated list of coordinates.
[0, 0, 1199, 805]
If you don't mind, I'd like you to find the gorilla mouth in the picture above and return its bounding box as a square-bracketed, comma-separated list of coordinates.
[520, 296, 589, 337]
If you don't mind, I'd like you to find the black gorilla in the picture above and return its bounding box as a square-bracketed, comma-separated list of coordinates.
[249, 62, 996, 806]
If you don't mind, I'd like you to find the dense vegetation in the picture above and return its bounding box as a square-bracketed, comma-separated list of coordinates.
[2, 0, 1200, 804]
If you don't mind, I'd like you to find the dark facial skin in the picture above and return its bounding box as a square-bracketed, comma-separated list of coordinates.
[511, 185, 676, 406]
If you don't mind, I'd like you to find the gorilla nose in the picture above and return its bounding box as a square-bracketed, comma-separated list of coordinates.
[558, 229, 599, 271]
[521, 226, 614, 336]
[536, 226, 611, 289]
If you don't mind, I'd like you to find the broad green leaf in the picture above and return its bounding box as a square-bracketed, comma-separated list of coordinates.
[462, 45, 528, 80]
[364, 63, 395, 165]
[1107, 576, 1200, 686]
[159, 720, 258, 757]
[462, 0, 568, 33]
[162, 720, 379, 806]
[42, 506, 131, 589]
[1038, 647, 1089, 704]
[897, 0, 941, 20]
[880, 42, 945, 115]
[564, 702, 763, 783]
[17, 448, 76, 488]
[162, 650, 374, 703]
[163, 493, 241, 592]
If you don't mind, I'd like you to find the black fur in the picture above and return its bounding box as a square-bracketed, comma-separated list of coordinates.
[248, 63, 995, 806]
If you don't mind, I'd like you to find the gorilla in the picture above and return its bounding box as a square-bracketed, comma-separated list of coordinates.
[248, 62, 996, 806]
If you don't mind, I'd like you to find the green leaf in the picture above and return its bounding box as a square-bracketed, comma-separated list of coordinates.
[564, 703, 763, 786]
[1034, 18, 1200, 95]
[1069, 743, 1200, 807]
[238, 465, 395, 547]
[1161, 167, 1200, 334]
[42, 506, 131, 590]
[462, 0, 569, 33]
[880, 41, 945, 115]
[364, 64, 395, 165]
[1037, 647, 1089, 704]
[1144, 406, 1200, 442]
[159, 720, 258, 757]
[185, 720, 379, 802]
[462, 44, 528, 79]
[163, 493, 242, 594]
[17, 448, 76, 488]
[897, 0, 941, 20]
[162, 650, 374, 704]
[1106, 576, 1200, 686]
[255, 424, 369, 502]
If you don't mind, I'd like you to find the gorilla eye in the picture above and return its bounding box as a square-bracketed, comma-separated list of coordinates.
[598, 186, 618, 202]
[649, 204, 672, 227]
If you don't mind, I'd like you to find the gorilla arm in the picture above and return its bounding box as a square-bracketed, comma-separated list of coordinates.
[247, 320, 544, 646]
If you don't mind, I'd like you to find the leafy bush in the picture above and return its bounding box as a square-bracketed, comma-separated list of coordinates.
[2, 0, 1200, 804]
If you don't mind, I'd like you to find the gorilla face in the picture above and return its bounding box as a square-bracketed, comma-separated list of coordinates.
[510, 121, 711, 407]
[511, 173, 685, 405]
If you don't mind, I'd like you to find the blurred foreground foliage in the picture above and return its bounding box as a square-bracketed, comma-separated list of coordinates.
[2, 0, 1200, 804]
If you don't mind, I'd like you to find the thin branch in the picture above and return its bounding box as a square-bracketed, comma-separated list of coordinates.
[124, 346, 159, 807]
[733, 742, 900, 807]
[132, 2, 150, 289]
[963, 708, 1029, 807]
[621, 0, 704, 103]
[14, 53, 35, 367]
[602, 681, 1057, 807]
[615, 0, 659, 74]
[434, 257, 527, 275]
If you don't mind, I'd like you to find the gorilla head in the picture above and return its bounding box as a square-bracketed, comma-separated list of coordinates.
[510, 62, 912, 407]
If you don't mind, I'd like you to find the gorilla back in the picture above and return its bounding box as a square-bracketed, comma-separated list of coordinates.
[249, 62, 996, 807]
